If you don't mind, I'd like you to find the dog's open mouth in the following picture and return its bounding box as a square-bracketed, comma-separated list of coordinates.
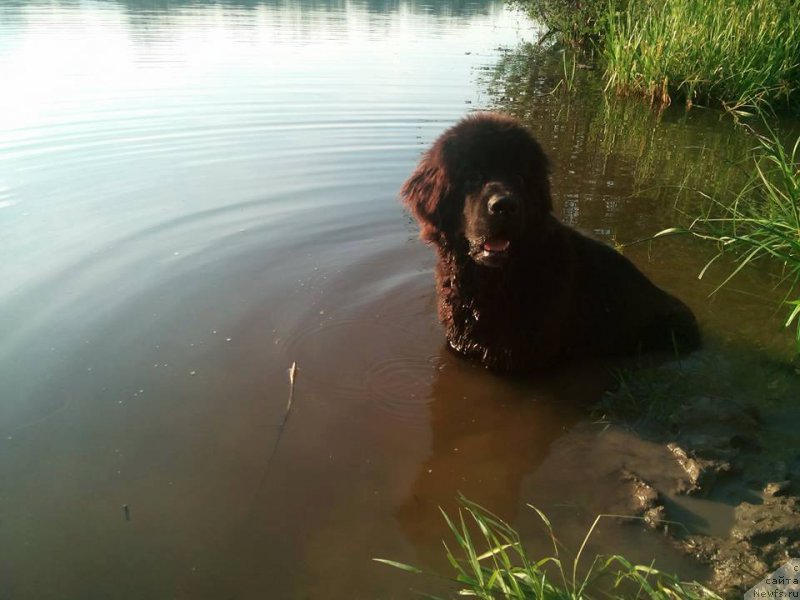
[473, 237, 511, 266]
[483, 239, 510, 253]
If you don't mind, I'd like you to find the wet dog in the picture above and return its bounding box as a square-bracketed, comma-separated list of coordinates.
[401, 112, 700, 373]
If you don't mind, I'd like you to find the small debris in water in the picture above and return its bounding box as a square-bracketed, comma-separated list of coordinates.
[225, 338, 231, 342]
[122, 504, 130, 521]
[189, 370, 197, 376]
[253, 362, 299, 491]
[286, 362, 297, 414]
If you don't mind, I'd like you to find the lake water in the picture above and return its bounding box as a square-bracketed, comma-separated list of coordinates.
[1, 1, 797, 598]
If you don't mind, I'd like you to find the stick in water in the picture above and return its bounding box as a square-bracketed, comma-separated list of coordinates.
[244, 362, 299, 519]
[282, 361, 297, 430]
[264, 362, 298, 471]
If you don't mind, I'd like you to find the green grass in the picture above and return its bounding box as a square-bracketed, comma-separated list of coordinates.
[658, 122, 800, 353]
[509, 0, 615, 46]
[510, 0, 800, 110]
[602, 0, 800, 110]
[376, 497, 721, 600]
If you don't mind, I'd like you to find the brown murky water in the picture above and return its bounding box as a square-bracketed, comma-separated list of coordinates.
[1, 1, 798, 598]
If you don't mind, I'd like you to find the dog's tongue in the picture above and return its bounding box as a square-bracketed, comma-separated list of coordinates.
[484, 239, 510, 252]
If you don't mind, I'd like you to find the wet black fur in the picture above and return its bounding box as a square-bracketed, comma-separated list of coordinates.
[401, 112, 701, 373]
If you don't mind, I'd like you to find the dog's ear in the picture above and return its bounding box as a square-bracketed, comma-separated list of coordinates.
[400, 152, 451, 242]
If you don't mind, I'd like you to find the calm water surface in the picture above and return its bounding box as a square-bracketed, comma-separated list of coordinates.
[1, 1, 797, 598]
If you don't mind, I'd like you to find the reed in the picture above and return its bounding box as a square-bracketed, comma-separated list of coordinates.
[659, 123, 800, 352]
[509, 0, 614, 46]
[602, 0, 800, 110]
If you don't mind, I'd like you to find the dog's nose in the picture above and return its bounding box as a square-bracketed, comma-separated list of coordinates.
[487, 194, 519, 216]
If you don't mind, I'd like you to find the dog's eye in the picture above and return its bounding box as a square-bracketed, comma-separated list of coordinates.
[514, 173, 526, 188]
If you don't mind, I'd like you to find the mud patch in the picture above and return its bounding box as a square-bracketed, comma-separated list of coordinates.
[594, 357, 800, 597]
[684, 496, 800, 595]
[622, 470, 667, 529]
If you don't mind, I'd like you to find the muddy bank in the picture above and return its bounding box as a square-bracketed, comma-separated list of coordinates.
[585, 356, 800, 597]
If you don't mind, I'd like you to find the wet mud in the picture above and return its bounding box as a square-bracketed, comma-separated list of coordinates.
[594, 370, 800, 597]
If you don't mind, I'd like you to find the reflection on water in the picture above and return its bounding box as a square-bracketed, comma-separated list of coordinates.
[396, 354, 597, 555]
[0, 1, 797, 598]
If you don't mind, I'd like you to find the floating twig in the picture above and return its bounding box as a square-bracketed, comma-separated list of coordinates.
[282, 361, 297, 431]
[264, 362, 298, 472]
[244, 362, 300, 518]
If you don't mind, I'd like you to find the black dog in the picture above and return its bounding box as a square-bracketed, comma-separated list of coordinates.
[401, 112, 700, 373]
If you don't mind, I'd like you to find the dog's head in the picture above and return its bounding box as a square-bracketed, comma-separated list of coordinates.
[401, 113, 552, 267]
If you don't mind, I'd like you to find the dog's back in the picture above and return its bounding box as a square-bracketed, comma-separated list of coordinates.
[565, 228, 701, 358]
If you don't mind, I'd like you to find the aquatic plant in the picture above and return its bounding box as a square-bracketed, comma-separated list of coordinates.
[375, 496, 721, 599]
[510, 0, 799, 110]
[509, 0, 616, 46]
[602, 0, 800, 110]
[551, 49, 578, 94]
[659, 124, 800, 353]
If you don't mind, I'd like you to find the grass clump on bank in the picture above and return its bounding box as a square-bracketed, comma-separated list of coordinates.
[511, 0, 800, 111]
[603, 0, 800, 109]
[376, 497, 721, 599]
[509, 0, 617, 46]
[659, 124, 800, 353]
